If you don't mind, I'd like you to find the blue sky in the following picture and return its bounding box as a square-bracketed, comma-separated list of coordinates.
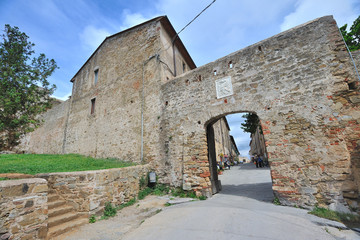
[1, 0, 359, 157]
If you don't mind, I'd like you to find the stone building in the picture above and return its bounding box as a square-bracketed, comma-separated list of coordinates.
[229, 135, 240, 161]
[19, 16, 360, 211]
[19, 16, 195, 165]
[249, 125, 268, 163]
[212, 117, 238, 166]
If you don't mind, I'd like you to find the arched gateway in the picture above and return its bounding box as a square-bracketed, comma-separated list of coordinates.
[19, 15, 360, 211]
[159, 16, 360, 210]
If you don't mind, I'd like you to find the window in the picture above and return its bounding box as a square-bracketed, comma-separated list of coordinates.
[182, 62, 186, 73]
[94, 69, 99, 84]
[91, 98, 96, 114]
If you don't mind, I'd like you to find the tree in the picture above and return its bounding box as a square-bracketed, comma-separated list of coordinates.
[241, 113, 261, 134]
[0, 24, 57, 150]
[340, 16, 360, 51]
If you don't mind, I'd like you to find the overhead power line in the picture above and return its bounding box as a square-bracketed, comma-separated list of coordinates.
[175, 0, 216, 38]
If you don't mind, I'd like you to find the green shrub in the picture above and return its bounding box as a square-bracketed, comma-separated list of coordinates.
[117, 198, 136, 210]
[309, 207, 360, 223]
[153, 184, 170, 196]
[103, 202, 117, 219]
[139, 176, 148, 189]
[199, 196, 206, 200]
[171, 187, 197, 198]
[273, 197, 281, 205]
[89, 215, 96, 223]
[138, 187, 153, 200]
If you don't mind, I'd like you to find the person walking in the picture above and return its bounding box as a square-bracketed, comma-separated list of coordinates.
[254, 154, 259, 168]
[258, 155, 263, 168]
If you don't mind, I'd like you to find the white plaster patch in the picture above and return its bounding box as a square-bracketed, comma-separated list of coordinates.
[215, 76, 233, 99]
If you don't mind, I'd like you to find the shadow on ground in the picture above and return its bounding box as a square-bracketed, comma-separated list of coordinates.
[234, 163, 270, 171]
[220, 182, 274, 202]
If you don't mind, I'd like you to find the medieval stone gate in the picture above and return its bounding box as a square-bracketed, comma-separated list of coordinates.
[159, 16, 360, 211]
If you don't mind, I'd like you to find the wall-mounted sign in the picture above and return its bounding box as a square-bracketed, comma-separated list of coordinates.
[215, 76, 233, 99]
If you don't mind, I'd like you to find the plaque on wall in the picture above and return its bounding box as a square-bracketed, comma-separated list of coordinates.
[215, 76, 233, 99]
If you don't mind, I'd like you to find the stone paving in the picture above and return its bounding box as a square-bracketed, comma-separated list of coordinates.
[123, 164, 360, 240]
[61, 163, 360, 239]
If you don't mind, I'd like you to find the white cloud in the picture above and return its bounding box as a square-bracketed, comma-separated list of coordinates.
[52, 91, 72, 101]
[79, 25, 111, 51]
[226, 114, 251, 157]
[281, 0, 359, 31]
[155, 0, 296, 66]
[120, 9, 155, 30]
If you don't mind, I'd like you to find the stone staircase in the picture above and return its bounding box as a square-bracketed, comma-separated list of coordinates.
[47, 191, 88, 239]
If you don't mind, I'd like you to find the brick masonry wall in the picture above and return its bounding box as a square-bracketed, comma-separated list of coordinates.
[0, 178, 48, 240]
[160, 16, 360, 210]
[37, 165, 149, 216]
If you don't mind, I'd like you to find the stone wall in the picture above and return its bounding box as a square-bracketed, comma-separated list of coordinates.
[37, 164, 149, 216]
[18, 100, 70, 154]
[0, 165, 149, 239]
[0, 178, 48, 240]
[160, 16, 360, 210]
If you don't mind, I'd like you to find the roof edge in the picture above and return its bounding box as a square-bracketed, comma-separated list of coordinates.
[159, 16, 196, 70]
[70, 16, 166, 82]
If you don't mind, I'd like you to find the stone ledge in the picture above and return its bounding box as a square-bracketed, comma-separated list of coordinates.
[0, 178, 47, 188]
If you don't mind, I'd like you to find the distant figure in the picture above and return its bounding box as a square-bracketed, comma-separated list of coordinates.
[226, 160, 231, 170]
[254, 155, 259, 168]
[258, 156, 264, 168]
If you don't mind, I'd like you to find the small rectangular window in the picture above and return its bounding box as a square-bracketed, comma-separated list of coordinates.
[182, 62, 186, 73]
[91, 98, 96, 114]
[94, 69, 99, 84]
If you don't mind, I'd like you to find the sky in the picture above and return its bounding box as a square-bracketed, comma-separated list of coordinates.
[1, 0, 359, 157]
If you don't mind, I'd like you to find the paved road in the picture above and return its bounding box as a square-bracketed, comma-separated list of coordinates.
[123, 164, 359, 240]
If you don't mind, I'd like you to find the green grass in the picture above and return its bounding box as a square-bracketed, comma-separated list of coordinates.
[117, 198, 137, 210]
[273, 197, 281, 205]
[138, 187, 154, 200]
[309, 207, 360, 224]
[171, 187, 197, 198]
[0, 154, 135, 175]
[100, 202, 117, 220]
[89, 215, 96, 223]
[138, 184, 171, 200]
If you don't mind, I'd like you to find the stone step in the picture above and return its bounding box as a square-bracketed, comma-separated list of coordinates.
[47, 217, 88, 239]
[48, 212, 79, 228]
[48, 194, 59, 203]
[48, 200, 67, 210]
[48, 205, 74, 218]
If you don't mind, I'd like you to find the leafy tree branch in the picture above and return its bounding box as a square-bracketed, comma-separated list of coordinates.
[0, 24, 58, 150]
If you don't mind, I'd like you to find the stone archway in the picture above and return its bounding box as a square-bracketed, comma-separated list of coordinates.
[205, 112, 270, 195]
[159, 16, 360, 210]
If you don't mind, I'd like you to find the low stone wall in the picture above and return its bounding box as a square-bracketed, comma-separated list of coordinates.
[0, 165, 149, 239]
[0, 178, 48, 240]
[37, 164, 149, 216]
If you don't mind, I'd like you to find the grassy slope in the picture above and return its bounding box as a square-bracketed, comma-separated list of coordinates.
[0, 154, 135, 175]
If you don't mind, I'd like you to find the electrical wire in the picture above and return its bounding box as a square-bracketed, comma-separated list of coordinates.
[159, 0, 217, 55]
[338, 27, 360, 82]
[176, 0, 216, 39]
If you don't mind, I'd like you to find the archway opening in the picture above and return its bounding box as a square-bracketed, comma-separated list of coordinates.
[206, 112, 273, 202]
